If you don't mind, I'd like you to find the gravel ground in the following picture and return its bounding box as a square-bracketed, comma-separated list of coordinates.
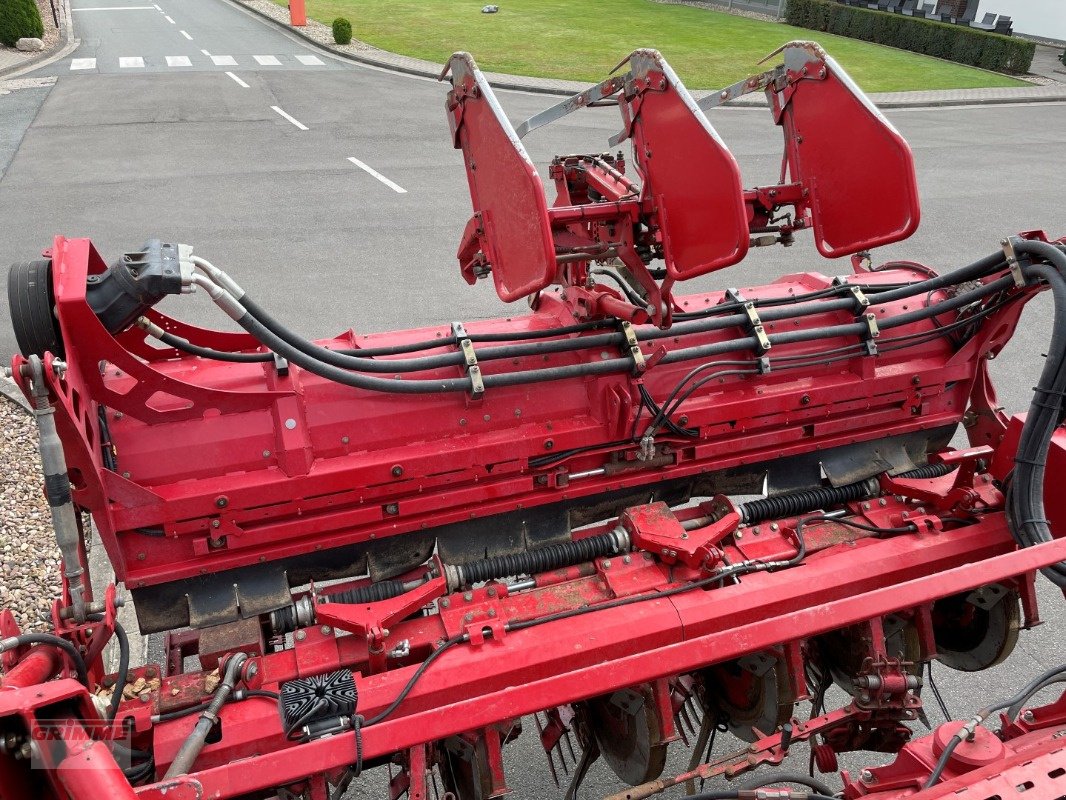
[0, 396, 61, 634]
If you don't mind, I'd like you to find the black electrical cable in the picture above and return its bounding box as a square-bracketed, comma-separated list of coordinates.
[6, 633, 89, 687]
[154, 690, 280, 723]
[157, 331, 272, 362]
[926, 661, 952, 722]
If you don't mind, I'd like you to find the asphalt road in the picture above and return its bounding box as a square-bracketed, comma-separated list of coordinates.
[0, 1, 1065, 797]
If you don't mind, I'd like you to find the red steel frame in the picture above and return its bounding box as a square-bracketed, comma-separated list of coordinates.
[2, 42, 1065, 800]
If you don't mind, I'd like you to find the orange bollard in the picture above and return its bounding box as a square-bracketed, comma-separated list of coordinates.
[289, 0, 306, 26]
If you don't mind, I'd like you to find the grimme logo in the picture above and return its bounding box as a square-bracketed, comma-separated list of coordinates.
[28, 719, 134, 770]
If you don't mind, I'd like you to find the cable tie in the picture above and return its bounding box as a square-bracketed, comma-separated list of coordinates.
[1032, 386, 1066, 398]
[1013, 457, 1047, 467]
[1018, 517, 1050, 527]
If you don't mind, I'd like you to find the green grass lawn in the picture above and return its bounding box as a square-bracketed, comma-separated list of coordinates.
[277, 0, 1026, 91]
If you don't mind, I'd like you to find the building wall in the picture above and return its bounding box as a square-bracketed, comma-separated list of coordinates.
[978, 0, 1066, 40]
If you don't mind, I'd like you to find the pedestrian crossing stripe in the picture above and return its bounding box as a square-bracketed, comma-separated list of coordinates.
[70, 54, 325, 71]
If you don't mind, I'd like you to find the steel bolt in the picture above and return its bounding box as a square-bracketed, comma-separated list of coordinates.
[623, 555, 631, 565]
[246, 662, 258, 678]
[211, 520, 220, 528]
[321, 626, 332, 636]
[295, 630, 306, 641]
[752, 527, 760, 535]
[488, 608, 496, 617]
[391, 465, 403, 477]
[139, 692, 150, 703]
[860, 770, 874, 783]
[879, 498, 887, 507]
[769, 523, 779, 532]
[1022, 710, 1035, 722]
[464, 613, 474, 623]
[262, 450, 271, 458]
[463, 591, 473, 602]
[440, 598, 450, 608]
[735, 530, 743, 539]
[341, 436, 350, 444]
[487, 586, 497, 597]
[602, 559, 611, 569]
[862, 502, 870, 510]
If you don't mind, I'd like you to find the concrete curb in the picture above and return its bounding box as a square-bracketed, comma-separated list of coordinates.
[0, 0, 78, 81]
[228, 0, 1066, 107]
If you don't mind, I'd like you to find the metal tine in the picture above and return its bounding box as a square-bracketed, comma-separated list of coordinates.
[676, 704, 693, 746]
[686, 694, 704, 731]
[563, 729, 577, 764]
[536, 713, 561, 786]
[556, 740, 570, 775]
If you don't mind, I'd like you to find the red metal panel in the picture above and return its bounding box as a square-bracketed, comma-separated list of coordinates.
[447, 53, 557, 301]
[625, 51, 749, 279]
[775, 44, 921, 258]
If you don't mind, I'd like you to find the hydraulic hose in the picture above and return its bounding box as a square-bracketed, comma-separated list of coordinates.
[189, 253, 1009, 382]
[1005, 240, 1066, 587]
[0, 633, 89, 687]
[163, 653, 248, 779]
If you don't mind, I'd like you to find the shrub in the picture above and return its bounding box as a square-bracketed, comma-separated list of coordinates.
[332, 17, 353, 45]
[784, 0, 1035, 74]
[0, 0, 44, 48]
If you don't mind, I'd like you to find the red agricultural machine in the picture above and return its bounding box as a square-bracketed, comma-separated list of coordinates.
[2, 41, 1065, 800]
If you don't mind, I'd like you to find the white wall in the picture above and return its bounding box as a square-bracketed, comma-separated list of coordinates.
[978, 0, 1066, 40]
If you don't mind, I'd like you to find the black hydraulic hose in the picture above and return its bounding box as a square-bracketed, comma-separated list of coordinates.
[106, 621, 129, 721]
[216, 254, 1014, 395]
[227, 253, 1008, 376]
[454, 529, 626, 586]
[687, 792, 836, 800]
[1005, 248, 1066, 586]
[0, 633, 89, 687]
[157, 331, 273, 362]
[735, 772, 836, 795]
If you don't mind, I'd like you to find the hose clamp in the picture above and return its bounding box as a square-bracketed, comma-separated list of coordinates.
[860, 312, 880, 356]
[1002, 237, 1026, 288]
[619, 320, 646, 374]
[451, 322, 484, 399]
[727, 289, 771, 355]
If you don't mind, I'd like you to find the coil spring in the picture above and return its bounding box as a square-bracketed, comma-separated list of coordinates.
[325, 580, 408, 605]
[458, 530, 622, 586]
[739, 478, 878, 524]
[899, 462, 954, 480]
[737, 462, 955, 524]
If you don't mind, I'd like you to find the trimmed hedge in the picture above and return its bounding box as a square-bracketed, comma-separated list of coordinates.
[332, 17, 353, 45]
[785, 0, 1035, 74]
[0, 0, 44, 48]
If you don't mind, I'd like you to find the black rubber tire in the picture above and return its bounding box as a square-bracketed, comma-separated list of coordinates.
[7, 259, 63, 358]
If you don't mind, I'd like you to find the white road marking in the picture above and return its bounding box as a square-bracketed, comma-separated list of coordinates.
[200, 49, 211, 56]
[72, 5, 155, 10]
[166, 55, 191, 66]
[180, 30, 193, 39]
[347, 157, 407, 194]
[70, 57, 97, 70]
[164, 14, 174, 23]
[211, 55, 237, 66]
[119, 56, 145, 68]
[225, 71, 249, 88]
[272, 106, 308, 130]
[153, 3, 161, 8]
[295, 54, 323, 66]
[253, 55, 281, 66]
